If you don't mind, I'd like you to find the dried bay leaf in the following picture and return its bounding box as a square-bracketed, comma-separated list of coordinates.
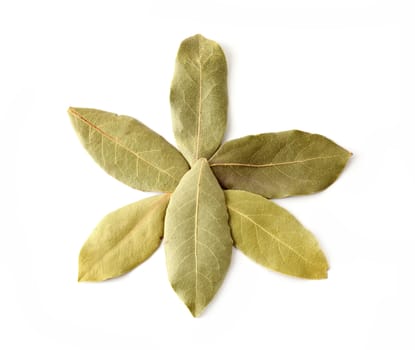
[225, 190, 329, 279]
[79, 194, 170, 282]
[68, 107, 189, 193]
[210, 130, 351, 199]
[68, 35, 352, 317]
[164, 158, 232, 316]
[170, 34, 228, 164]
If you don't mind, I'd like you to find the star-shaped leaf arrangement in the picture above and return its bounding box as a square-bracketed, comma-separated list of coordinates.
[68, 34, 352, 317]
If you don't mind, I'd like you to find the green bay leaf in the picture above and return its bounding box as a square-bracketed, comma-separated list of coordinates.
[164, 158, 232, 317]
[170, 34, 228, 164]
[68, 107, 189, 193]
[225, 190, 329, 279]
[210, 130, 351, 198]
[79, 194, 169, 282]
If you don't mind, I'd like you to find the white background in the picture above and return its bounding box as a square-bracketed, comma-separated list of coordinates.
[2, 1, 414, 349]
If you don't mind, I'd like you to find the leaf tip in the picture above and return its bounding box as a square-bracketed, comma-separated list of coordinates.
[191, 33, 207, 42]
[313, 263, 329, 280]
[78, 272, 104, 282]
[78, 266, 95, 282]
[187, 304, 203, 318]
[320, 269, 329, 280]
[67, 106, 76, 115]
[78, 269, 88, 282]
[190, 311, 199, 318]
[67, 107, 82, 120]
[182, 298, 206, 317]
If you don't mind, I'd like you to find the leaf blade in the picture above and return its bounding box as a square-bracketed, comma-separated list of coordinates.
[225, 190, 329, 279]
[170, 34, 228, 164]
[164, 159, 232, 316]
[68, 107, 189, 192]
[210, 130, 351, 198]
[79, 194, 170, 282]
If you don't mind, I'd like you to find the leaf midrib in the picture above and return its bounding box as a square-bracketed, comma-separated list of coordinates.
[195, 37, 203, 161]
[193, 163, 204, 301]
[210, 154, 344, 168]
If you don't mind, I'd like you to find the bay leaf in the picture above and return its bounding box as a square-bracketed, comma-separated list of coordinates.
[164, 158, 232, 317]
[225, 190, 329, 279]
[210, 130, 351, 198]
[170, 34, 228, 164]
[79, 194, 169, 282]
[68, 107, 189, 193]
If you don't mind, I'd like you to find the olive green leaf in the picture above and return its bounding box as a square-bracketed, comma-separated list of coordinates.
[210, 130, 351, 199]
[225, 190, 329, 279]
[79, 194, 170, 282]
[164, 158, 232, 317]
[170, 34, 228, 164]
[68, 107, 189, 193]
[68, 35, 352, 317]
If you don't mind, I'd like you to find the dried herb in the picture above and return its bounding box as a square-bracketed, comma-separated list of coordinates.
[68, 34, 351, 317]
